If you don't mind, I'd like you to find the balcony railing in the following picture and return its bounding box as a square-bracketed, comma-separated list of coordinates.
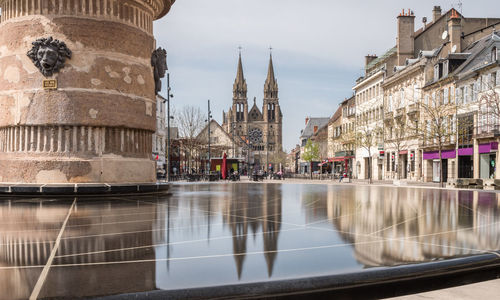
[475, 124, 500, 137]
[407, 103, 418, 116]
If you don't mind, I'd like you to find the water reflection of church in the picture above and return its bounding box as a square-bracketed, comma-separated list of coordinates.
[325, 187, 500, 266]
[223, 184, 282, 278]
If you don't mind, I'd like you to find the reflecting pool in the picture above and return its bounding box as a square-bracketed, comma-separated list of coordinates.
[1, 183, 500, 299]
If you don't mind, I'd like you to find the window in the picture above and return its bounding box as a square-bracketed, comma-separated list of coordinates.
[443, 60, 449, 77]
[492, 47, 497, 62]
[464, 86, 469, 103]
[473, 81, 478, 101]
[444, 88, 449, 104]
[388, 95, 393, 111]
[491, 72, 497, 88]
[400, 89, 405, 107]
[434, 64, 440, 80]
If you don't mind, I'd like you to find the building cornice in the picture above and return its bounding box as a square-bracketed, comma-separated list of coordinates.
[382, 63, 424, 88]
[353, 70, 384, 91]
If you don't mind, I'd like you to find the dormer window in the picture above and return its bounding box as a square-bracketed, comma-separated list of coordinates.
[443, 60, 449, 77]
[492, 47, 498, 62]
[434, 64, 440, 80]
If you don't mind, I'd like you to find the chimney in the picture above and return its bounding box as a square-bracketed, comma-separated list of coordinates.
[432, 6, 442, 22]
[448, 9, 462, 53]
[365, 54, 378, 69]
[397, 9, 415, 65]
[305, 117, 309, 125]
[422, 16, 427, 30]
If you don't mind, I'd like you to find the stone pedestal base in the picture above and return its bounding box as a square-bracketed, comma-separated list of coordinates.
[0, 157, 155, 184]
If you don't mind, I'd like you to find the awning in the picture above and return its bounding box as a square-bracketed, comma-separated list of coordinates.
[399, 150, 408, 155]
[333, 156, 354, 162]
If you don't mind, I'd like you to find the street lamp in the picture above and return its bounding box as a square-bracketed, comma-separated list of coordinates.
[165, 73, 174, 182]
[232, 123, 236, 158]
[206, 99, 212, 174]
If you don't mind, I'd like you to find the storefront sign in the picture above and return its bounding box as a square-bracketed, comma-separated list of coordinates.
[423, 149, 456, 160]
[458, 147, 473, 156]
[479, 142, 499, 154]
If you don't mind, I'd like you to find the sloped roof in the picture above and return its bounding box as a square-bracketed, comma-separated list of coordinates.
[366, 47, 397, 70]
[455, 32, 500, 80]
[300, 118, 330, 139]
[330, 106, 342, 124]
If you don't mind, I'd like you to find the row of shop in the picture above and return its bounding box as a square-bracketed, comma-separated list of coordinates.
[302, 142, 498, 182]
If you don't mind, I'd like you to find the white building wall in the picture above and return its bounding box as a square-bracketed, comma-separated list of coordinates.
[353, 72, 384, 180]
[153, 96, 166, 174]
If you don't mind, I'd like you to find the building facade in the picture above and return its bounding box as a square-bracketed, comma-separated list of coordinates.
[153, 95, 167, 176]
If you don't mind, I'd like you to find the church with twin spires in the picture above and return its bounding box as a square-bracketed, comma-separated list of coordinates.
[222, 52, 283, 168]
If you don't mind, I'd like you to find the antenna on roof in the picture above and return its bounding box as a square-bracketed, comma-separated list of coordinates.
[442, 30, 448, 40]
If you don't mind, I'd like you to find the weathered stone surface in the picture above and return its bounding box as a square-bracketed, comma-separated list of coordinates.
[0, 0, 175, 184]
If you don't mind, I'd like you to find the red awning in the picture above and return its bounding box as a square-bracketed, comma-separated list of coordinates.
[399, 150, 408, 155]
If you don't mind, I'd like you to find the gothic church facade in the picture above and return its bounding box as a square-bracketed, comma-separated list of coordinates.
[222, 53, 283, 168]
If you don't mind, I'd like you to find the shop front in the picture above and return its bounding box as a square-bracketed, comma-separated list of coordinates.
[423, 149, 455, 183]
[334, 151, 354, 178]
[479, 142, 498, 179]
[458, 147, 473, 178]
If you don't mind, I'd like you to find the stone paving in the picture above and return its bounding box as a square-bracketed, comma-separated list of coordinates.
[388, 278, 500, 299]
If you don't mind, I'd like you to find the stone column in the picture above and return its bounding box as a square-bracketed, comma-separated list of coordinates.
[473, 139, 480, 179]
[0, 0, 175, 184]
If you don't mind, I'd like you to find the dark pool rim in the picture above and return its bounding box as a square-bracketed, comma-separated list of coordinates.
[94, 251, 500, 299]
[0, 182, 170, 197]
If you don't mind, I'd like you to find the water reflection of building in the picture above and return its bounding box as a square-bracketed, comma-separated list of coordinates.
[0, 198, 163, 300]
[325, 187, 500, 267]
[223, 184, 282, 278]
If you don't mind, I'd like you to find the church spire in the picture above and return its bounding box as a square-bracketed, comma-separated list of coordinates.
[264, 51, 278, 99]
[233, 51, 247, 100]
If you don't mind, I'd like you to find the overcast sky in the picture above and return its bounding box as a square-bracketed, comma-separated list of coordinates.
[153, 0, 498, 151]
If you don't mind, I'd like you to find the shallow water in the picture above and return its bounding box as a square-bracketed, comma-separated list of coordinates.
[1, 183, 499, 299]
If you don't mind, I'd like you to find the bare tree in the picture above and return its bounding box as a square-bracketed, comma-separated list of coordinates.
[177, 106, 205, 173]
[385, 119, 408, 179]
[417, 94, 457, 187]
[355, 122, 382, 184]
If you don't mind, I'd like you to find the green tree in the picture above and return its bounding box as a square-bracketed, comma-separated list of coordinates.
[302, 139, 320, 178]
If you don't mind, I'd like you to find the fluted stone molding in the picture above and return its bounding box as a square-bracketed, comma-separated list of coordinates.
[0, 0, 175, 184]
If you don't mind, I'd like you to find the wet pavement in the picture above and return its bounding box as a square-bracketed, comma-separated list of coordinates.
[1, 183, 500, 299]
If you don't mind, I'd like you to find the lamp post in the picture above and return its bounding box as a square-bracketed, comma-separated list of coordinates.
[166, 73, 173, 182]
[232, 123, 236, 158]
[207, 99, 212, 173]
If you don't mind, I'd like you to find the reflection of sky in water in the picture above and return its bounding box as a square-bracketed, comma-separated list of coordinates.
[153, 184, 500, 290]
[2, 184, 500, 298]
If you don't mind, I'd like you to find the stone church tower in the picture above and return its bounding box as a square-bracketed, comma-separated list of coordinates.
[223, 52, 283, 169]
